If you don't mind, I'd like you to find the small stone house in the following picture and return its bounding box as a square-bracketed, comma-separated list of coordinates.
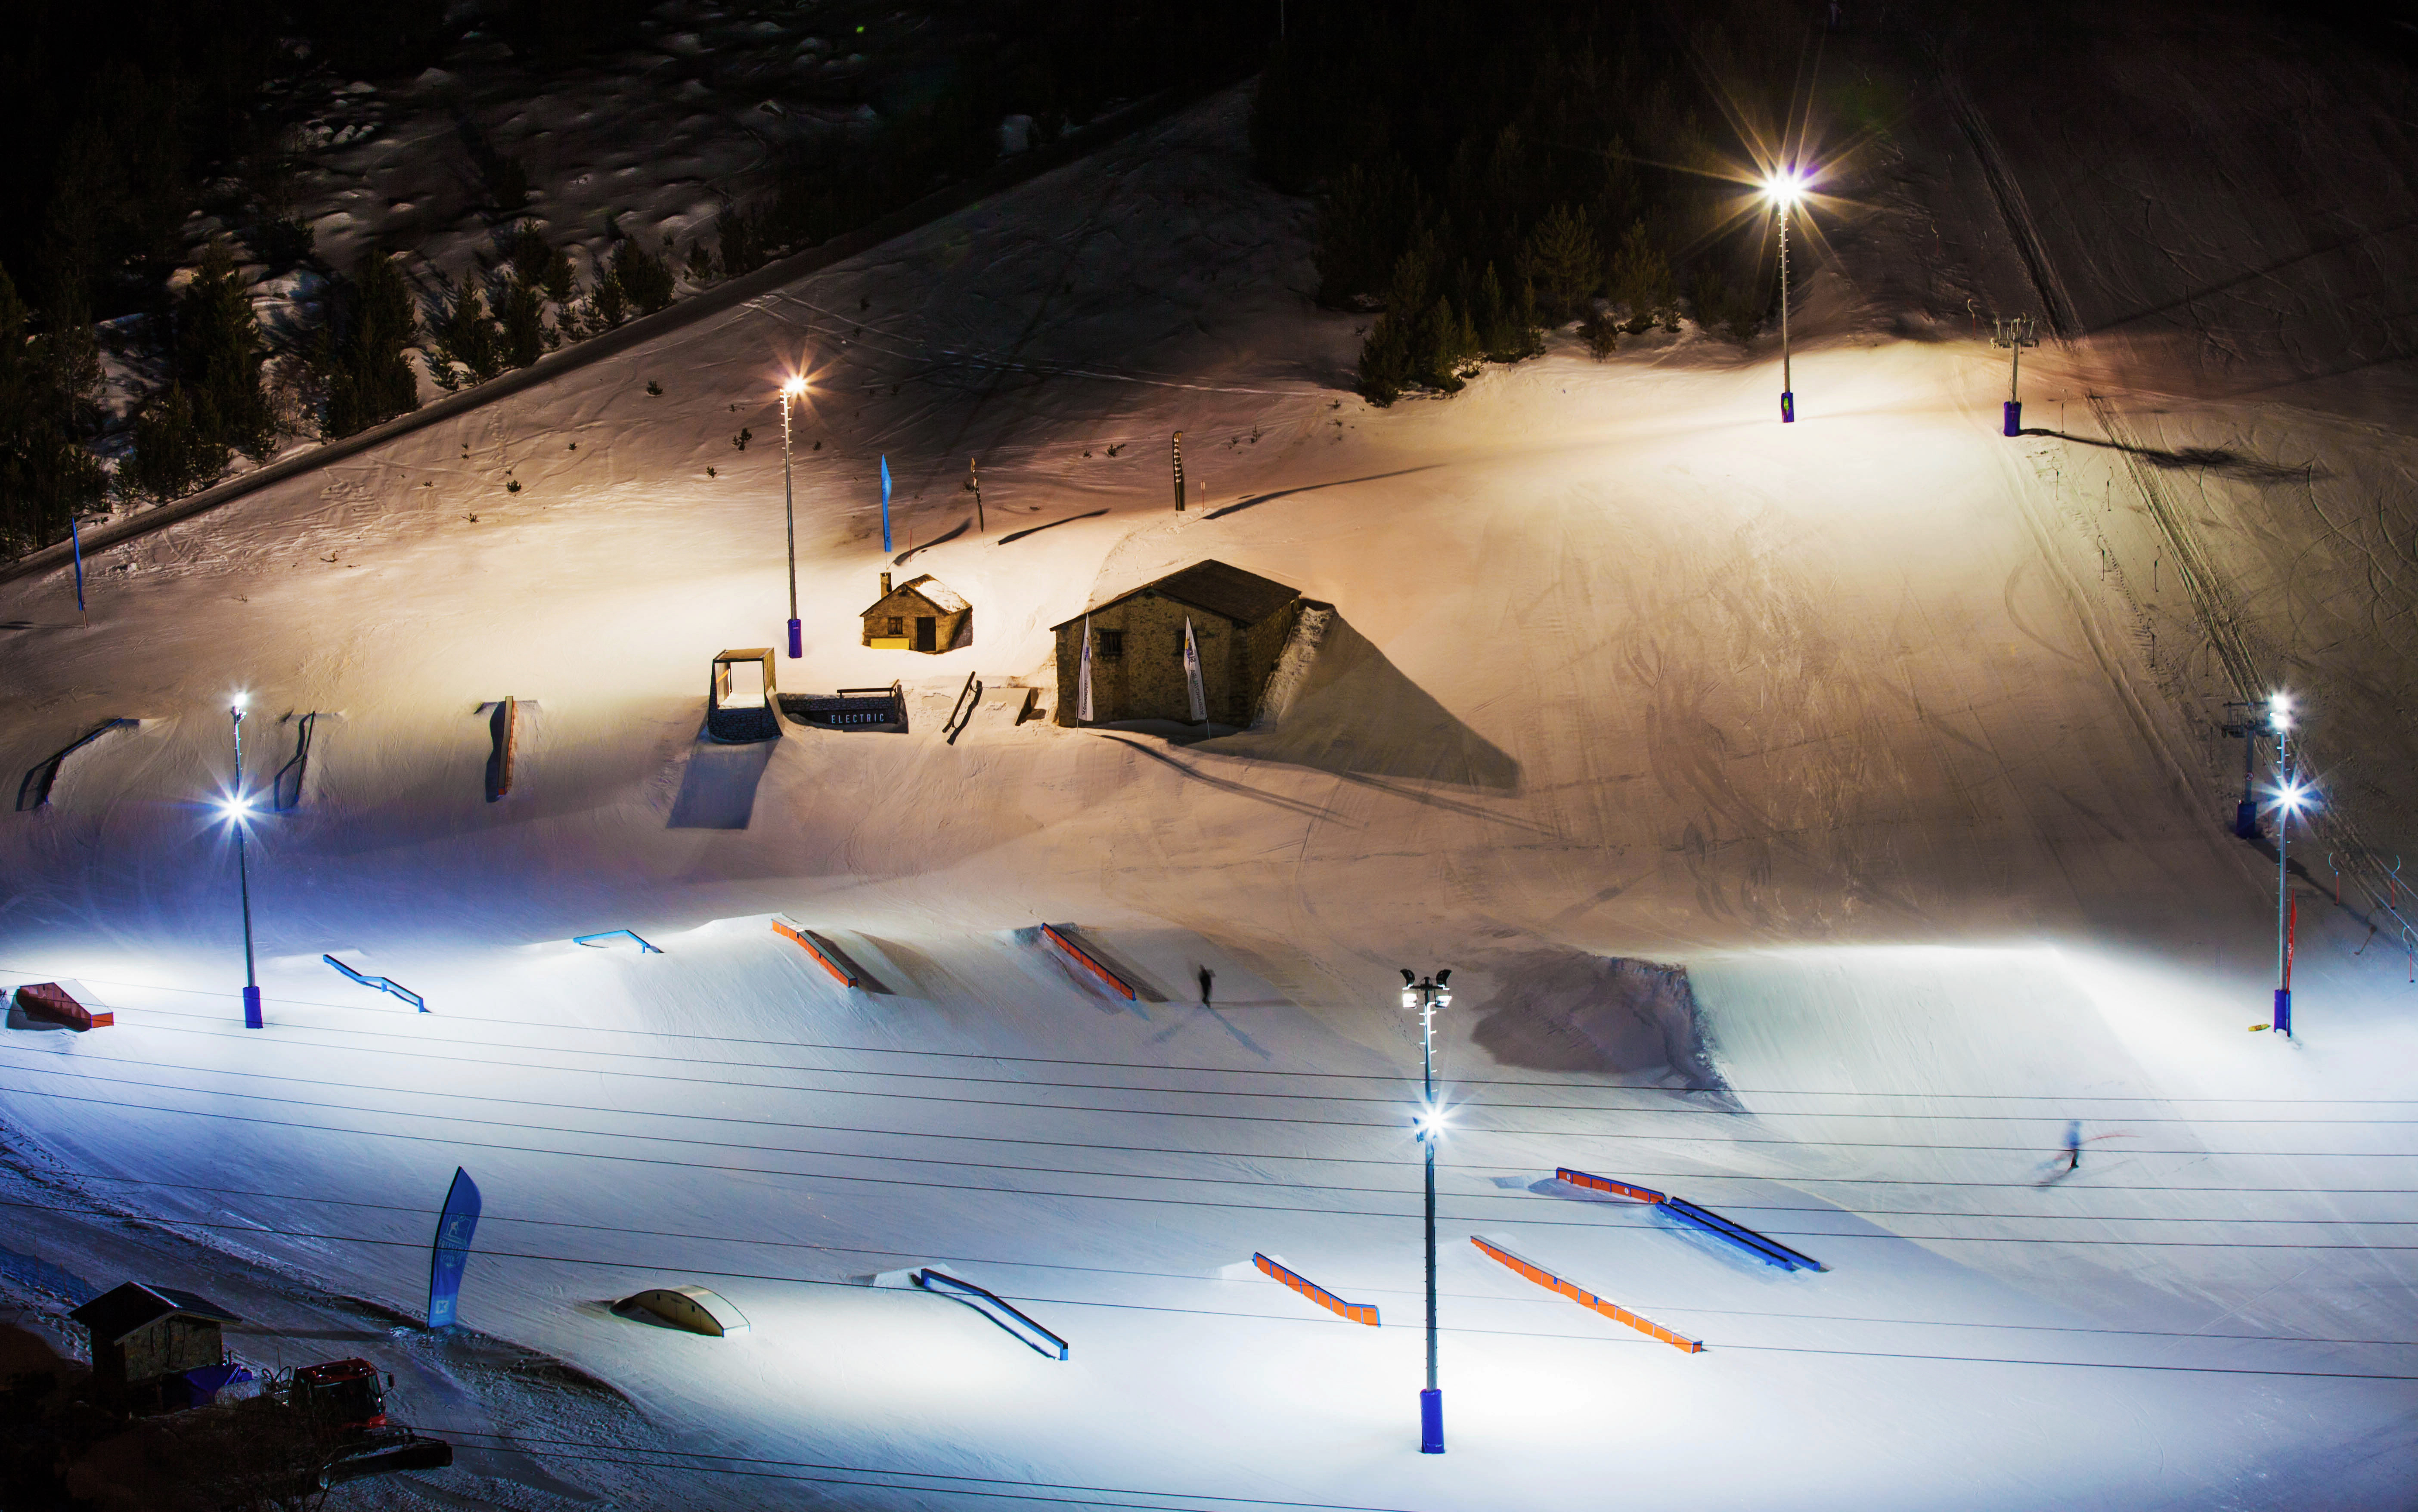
[861, 572, 970, 654]
[1051, 561, 1304, 727]
[69, 1281, 241, 1407]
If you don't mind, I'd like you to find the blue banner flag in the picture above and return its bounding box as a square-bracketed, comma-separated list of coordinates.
[68, 515, 86, 615]
[427, 1167, 482, 1329]
[879, 455, 893, 552]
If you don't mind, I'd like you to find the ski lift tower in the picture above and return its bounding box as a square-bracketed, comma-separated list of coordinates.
[1992, 315, 2040, 437]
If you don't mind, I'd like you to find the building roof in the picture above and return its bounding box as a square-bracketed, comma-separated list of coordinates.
[69, 1282, 242, 1344]
[860, 573, 969, 617]
[1050, 561, 1299, 631]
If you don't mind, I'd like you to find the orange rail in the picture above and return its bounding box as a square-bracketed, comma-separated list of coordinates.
[1252, 1253, 1380, 1326]
[1041, 924, 1136, 1001]
[1470, 1236, 1701, 1354]
[1555, 1167, 1665, 1203]
[772, 917, 858, 987]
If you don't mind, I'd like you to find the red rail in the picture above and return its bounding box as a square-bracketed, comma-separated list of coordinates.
[1041, 924, 1135, 1001]
[1471, 1236, 1701, 1353]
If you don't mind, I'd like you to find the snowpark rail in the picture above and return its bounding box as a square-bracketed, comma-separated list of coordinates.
[912, 1268, 1070, 1360]
[1469, 1236, 1702, 1354]
[322, 955, 427, 1013]
[1555, 1167, 1825, 1272]
[0, 72, 1251, 590]
[1252, 1254, 1378, 1326]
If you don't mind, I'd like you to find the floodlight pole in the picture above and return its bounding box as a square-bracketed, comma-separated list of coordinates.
[781, 385, 802, 659]
[1777, 204, 1793, 424]
[1992, 316, 2040, 437]
[232, 704, 261, 1029]
[1402, 967, 1451, 1454]
[2274, 712, 2293, 1038]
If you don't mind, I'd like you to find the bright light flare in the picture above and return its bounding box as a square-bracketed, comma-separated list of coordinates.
[780, 375, 807, 398]
[1762, 167, 1810, 210]
[2272, 779, 2314, 816]
[1413, 1103, 1451, 1141]
[2267, 691, 2292, 731]
[229, 691, 249, 713]
[214, 790, 258, 824]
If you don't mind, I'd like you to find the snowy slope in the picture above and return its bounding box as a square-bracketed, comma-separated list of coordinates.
[3, 79, 2416, 1511]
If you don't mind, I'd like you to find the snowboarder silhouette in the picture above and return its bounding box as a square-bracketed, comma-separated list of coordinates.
[2064, 1120, 2083, 1171]
[1198, 967, 1215, 1005]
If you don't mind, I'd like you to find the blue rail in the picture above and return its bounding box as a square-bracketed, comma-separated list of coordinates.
[322, 955, 426, 1013]
[1661, 1196, 1825, 1272]
[913, 1268, 1070, 1360]
[572, 930, 662, 954]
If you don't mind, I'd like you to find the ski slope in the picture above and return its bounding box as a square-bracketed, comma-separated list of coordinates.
[4, 74, 2417, 1511]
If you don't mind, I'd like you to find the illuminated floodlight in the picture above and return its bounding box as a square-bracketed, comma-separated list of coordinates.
[2268, 691, 2292, 731]
[1762, 167, 1809, 209]
[214, 790, 258, 824]
[229, 691, 249, 713]
[781, 375, 807, 398]
[1413, 1104, 1451, 1142]
[2272, 779, 2314, 816]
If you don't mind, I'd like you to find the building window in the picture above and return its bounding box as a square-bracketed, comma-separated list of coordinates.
[887, 617, 904, 636]
[1098, 629, 1124, 660]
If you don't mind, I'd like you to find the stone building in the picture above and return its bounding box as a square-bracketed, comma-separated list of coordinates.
[861, 573, 970, 653]
[1051, 561, 1305, 727]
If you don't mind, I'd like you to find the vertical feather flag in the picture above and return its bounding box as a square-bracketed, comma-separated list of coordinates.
[68, 514, 86, 617]
[426, 1167, 482, 1329]
[1183, 616, 1206, 724]
[1078, 614, 1095, 724]
[879, 455, 893, 552]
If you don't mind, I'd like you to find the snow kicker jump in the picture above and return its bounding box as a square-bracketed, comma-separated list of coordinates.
[1470, 1236, 1702, 1354]
[1555, 1168, 1825, 1272]
[1252, 1254, 1379, 1326]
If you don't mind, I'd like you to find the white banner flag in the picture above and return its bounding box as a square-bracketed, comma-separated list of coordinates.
[1078, 614, 1095, 723]
[1183, 617, 1207, 725]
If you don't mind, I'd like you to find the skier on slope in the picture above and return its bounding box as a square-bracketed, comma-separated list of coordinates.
[2064, 1119, 2083, 1172]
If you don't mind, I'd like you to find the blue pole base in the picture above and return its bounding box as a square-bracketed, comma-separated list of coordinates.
[787, 618, 803, 659]
[242, 985, 263, 1030]
[2003, 400, 2022, 437]
[1419, 1388, 1444, 1454]
[1780, 390, 1795, 424]
[2233, 799, 2260, 839]
[2273, 988, 2291, 1038]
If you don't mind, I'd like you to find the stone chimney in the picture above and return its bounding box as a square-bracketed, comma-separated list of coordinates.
[880, 571, 893, 596]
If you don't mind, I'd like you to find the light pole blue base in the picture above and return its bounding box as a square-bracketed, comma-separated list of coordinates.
[787, 619, 803, 659]
[2273, 988, 2291, 1038]
[1420, 1388, 1444, 1453]
[1780, 391, 1795, 424]
[2003, 400, 2022, 437]
[242, 985, 263, 1030]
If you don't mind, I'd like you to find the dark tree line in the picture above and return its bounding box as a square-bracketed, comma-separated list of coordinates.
[1252, 0, 1802, 403]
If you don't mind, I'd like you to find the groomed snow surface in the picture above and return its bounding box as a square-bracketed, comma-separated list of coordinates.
[5, 81, 2418, 1511]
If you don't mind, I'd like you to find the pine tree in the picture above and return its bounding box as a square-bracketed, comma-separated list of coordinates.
[684, 240, 719, 285]
[0, 265, 105, 553]
[1520, 205, 1600, 325]
[428, 278, 504, 388]
[324, 251, 420, 437]
[176, 239, 276, 459]
[1611, 221, 1677, 333]
[541, 248, 577, 307]
[612, 237, 674, 314]
[498, 279, 546, 368]
[1356, 314, 1410, 406]
[127, 382, 231, 501]
[583, 269, 629, 332]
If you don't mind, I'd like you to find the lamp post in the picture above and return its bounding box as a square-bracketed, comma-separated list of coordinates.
[225, 695, 262, 1030]
[780, 375, 806, 659]
[1763, 169, 1807, 424]
[1400, 967, 1452, 1454]
[2267, 694, 2310, 1038]
[1992, 315, 2040, 437]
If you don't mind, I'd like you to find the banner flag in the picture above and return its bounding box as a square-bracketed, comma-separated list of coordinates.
[427, 1167, 482, 1329]
[1077, 615, 1094, 723]
[69, 515, 86, 615]
[1183, 617, 1206, 724]
[880, 455, 893, 552]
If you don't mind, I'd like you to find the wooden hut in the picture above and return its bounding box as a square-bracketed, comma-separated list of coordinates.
[69, 1282, 241, 1408]
[1050, 561, 1304, 728]
[861, 572, 970, 654]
